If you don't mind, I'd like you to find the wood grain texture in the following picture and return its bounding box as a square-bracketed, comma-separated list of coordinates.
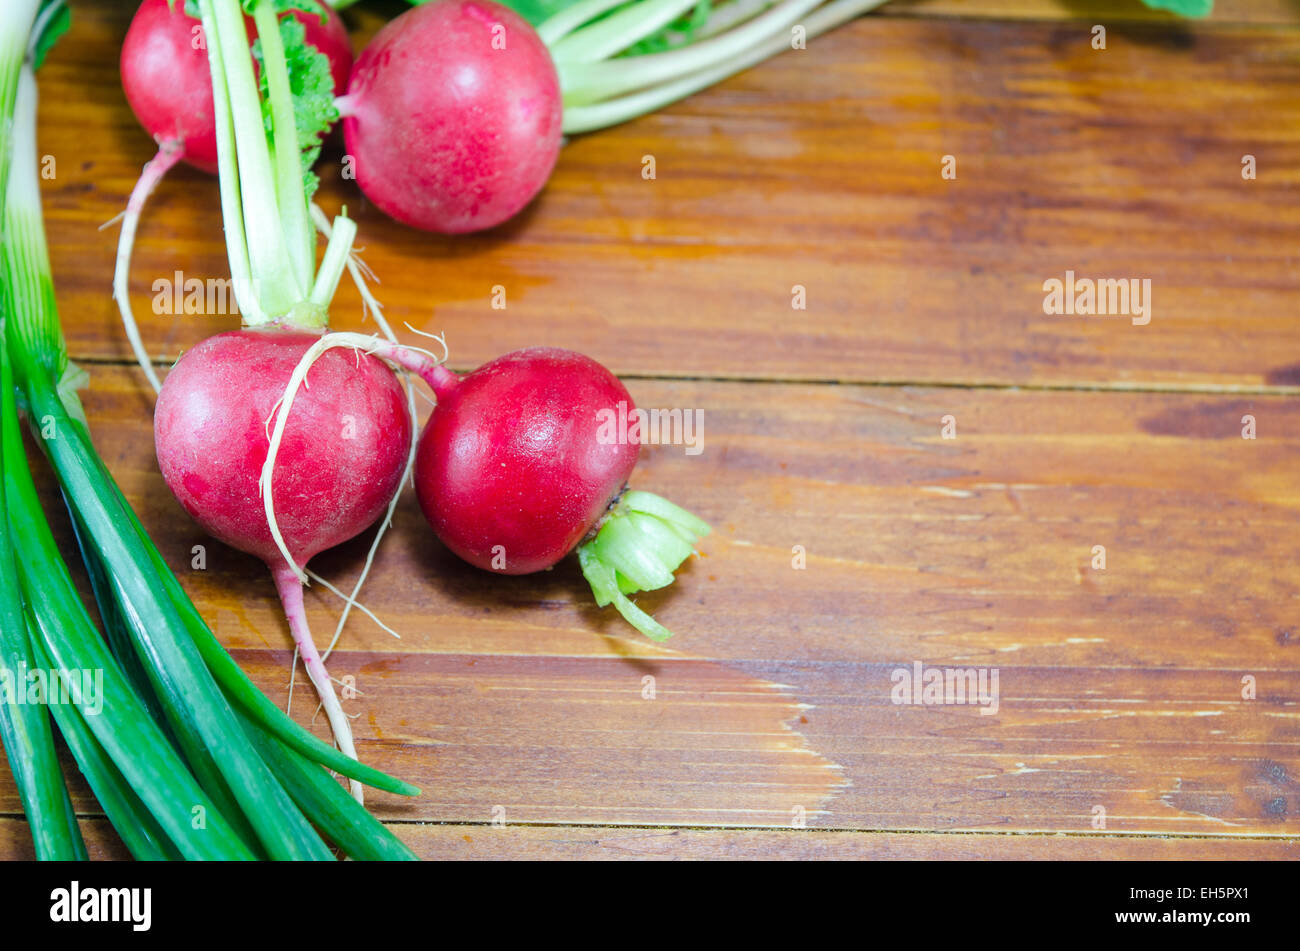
[3, 366, 1298, 843]
[38, 4, 1300, 386]
[2, 1, 1298, 859]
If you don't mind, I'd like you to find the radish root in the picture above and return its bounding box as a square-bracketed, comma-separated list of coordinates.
[107, 138, 185, 394]
[272, 564, 364, 803]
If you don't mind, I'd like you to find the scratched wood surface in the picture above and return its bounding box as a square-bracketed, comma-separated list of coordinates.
[2, 0, 1298, 859]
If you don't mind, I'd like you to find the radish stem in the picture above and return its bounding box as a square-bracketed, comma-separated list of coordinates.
[559, 0, 823, 105]
[250, 0, 315, 292]
[550, 0, 704, 64]
[696, 0, 776, 38]
[577, 490, 711, 641]
[308, 211, 356, 308]
[202, 0, 301, 317]
[563, 0, 888, 132]
[536, 0, 635, 46]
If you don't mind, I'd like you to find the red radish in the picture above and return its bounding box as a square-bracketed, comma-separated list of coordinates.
[124, 0, 425, 799]
[127, 1, 463, 801]
[114, 0, 352, 393]
[414, 348, 709, 640]
[121, 0, 352, 174]
[416, 348, 637, 574]
[154, 330, 410, 569]
[154, 328, 415, 792]
[339, 0, 562, 234]
[335, 0, 884, 235]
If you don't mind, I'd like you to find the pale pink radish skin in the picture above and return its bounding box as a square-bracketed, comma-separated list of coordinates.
[340, 0, 563, 234]
[155, 329, 411, 794]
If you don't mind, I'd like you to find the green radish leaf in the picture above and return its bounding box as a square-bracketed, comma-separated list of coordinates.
[623, 0, 712, 56]
[269, 0, 329, 22]
[1140, 0, 1213, 15]
[251, 11, 337, 199]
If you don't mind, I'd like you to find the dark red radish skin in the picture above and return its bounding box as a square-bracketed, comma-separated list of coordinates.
[121, 0, 353, 173]
[154, 329, 411, 568]
[341, 0, 563, 234]
[415, 348, 638, 574]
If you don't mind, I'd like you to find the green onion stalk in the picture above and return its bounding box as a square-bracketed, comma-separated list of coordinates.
[1, 2, 418, 860]
[0, 0, 85, 863]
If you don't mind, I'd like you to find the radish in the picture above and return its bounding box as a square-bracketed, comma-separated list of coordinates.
[153, 329, 415, 790]
[338, 0, 892, 234]
[339, 0, 562, 234]
[154, 330, 412, 573]
[114, 0, 352, 391]
[413, 347, 709, 641]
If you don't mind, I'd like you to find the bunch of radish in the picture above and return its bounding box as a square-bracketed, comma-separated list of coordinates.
[116, 0, 890, 258]
[116, 0, 713, 801]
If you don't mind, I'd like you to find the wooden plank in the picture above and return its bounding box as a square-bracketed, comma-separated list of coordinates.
[382, 824, 1300, 859]
[0, 818, 130, 862]
[897, 0, 1299, 26]
[2, 365, 1297, 835]
[2, 816, 1296, 861]
[39, 6, 1300, 387]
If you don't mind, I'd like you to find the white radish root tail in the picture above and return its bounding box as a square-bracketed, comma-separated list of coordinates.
[106, 139, 185, 394]
[272, 564, 364, 803]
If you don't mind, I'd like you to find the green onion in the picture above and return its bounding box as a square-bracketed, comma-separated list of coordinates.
[0, 2, 85, 864]
[28, 628, 180, 861]
[3, 307, 255, 859]
[0, 325, 86, 861]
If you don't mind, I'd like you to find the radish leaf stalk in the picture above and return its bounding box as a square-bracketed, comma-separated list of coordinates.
[577, 490, 710, 641]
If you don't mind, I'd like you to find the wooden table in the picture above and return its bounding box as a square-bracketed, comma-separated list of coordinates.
[3, 0, 1299, 859]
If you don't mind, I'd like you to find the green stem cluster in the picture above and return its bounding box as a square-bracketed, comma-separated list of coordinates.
[577, 490, 711, 641]
[542, 0, 891, 132]
[538, 0, 894, 132]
